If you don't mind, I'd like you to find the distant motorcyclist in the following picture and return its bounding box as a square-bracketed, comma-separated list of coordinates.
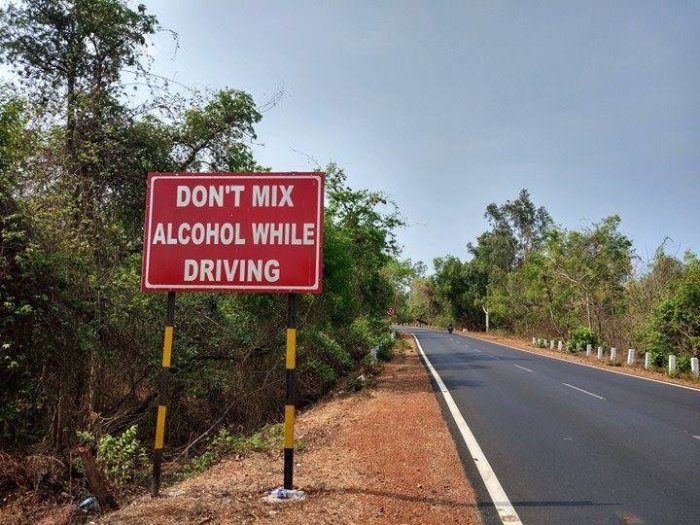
[447, 322, 454, 334]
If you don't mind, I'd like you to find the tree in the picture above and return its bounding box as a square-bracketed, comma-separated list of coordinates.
[642, 255, 700, 364]
[0, 0, 158, 221]
[467, 189, 552, 330]
[325, 163, 404, 319]
[542, 216, 633, 340]
[384, 258, 426, 323]
[0, 1, 267, 451]
[431, 256, 486, 328]
[482, 189, 552, 266]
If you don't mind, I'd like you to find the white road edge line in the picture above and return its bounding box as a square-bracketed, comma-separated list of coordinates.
[412, 333, 523, 525]
[514, 364, 533, 372]
[561, 382, 606, 400]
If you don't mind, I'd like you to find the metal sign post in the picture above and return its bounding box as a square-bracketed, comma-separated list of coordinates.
[152, 291, 175, 497]
[283, 293, 297, 489]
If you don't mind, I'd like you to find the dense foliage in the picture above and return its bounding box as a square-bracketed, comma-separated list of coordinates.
[0, 0, 406, 467]
[401, 190, 698, 368]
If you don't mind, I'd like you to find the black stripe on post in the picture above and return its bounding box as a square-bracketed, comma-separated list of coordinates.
[284, 448, 294, 489]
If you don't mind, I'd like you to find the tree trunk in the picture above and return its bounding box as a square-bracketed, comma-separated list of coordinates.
[51, 389, 64, 449]
[585, 291, 592, 331]
[77, 446, 119, 511]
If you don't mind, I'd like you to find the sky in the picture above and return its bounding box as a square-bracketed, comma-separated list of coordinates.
[147, 1, 698, 270]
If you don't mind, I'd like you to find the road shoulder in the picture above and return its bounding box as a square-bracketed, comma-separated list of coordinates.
[100, 337, 481, 525]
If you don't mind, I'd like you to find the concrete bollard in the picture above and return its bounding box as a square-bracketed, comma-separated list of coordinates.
[627, 349, 635, 366]
[557, 340, 563, 351]
[586, 344, 592, 357]
[691, 357, 699, 377]
[610, 347, 617, 361]
[550, 340, 554, 350]
[532, 337, 536, 346]
[597, 346, 603, 360]
[645, 352, 651, 369]
[668, 355, 677, 374]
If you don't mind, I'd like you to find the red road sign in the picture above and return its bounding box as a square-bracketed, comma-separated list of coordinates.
[141, 172, 324, 293]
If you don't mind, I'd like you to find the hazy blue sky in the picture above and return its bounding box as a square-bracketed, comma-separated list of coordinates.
[146, 1, 699, 271]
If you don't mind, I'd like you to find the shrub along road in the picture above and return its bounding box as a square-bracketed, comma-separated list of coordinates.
[409, 329, 700, 524]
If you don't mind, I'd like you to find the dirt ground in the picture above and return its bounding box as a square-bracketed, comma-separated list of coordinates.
[92, 337, 481, 525]
[456, 330, 700, 391]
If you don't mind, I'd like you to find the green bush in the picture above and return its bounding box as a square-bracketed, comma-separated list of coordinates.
[568, 327, 597, 353]
[349, 316, 393, 361]
[651, 351, 666, 368]
[305, 359, 339, 385]
[96, 425, 149, 485]
[375, 334, 394, 362]
[308, 330, 352, 369]
[677, 354, 691, 372]
[641, 258, 700, 362]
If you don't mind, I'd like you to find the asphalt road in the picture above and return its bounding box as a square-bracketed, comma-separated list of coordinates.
[408, 329, 700, 525]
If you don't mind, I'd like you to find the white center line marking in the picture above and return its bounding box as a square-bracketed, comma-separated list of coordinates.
[487, 355, 501, 360]
[693, 435, 700, 441]
[473, 348, 482, 353]
[413, 334, 522, 525]
[515, 364, 533, 372]
[561, 382, 606, 400]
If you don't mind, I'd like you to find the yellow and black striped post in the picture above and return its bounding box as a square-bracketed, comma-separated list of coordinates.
[283, 293, 297, 489]
[152, 291, 175, 497]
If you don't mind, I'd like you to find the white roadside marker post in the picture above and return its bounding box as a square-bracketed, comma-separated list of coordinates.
[691, 357, 699, 377]
[550, 340, 555, 350]
[558, 340, 563, 351]
[668, 355, 677, 374]
[627, 349, 636, 366]
[610, 347, 617, 361]
[597, 346, 604, 360]
[645, 352, 652, 370]
[586, 344, 592, 357]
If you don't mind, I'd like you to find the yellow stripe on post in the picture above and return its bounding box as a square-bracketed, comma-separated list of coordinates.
[286, 328, 297, 369]
[162, 326, 174, 367]
[284, 404, 295, 448]
[154, 405, 167, 449]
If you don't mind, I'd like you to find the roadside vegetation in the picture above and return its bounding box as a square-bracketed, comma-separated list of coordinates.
[0, 0, 413, 512]
[398, 189, 699, 376]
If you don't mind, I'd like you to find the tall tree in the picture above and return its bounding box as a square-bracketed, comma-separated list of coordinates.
[542, 216, 633, 339]
[482, 189, 552, 265]
[467, 189, 552, 329]
[0, 0, 158, 221]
